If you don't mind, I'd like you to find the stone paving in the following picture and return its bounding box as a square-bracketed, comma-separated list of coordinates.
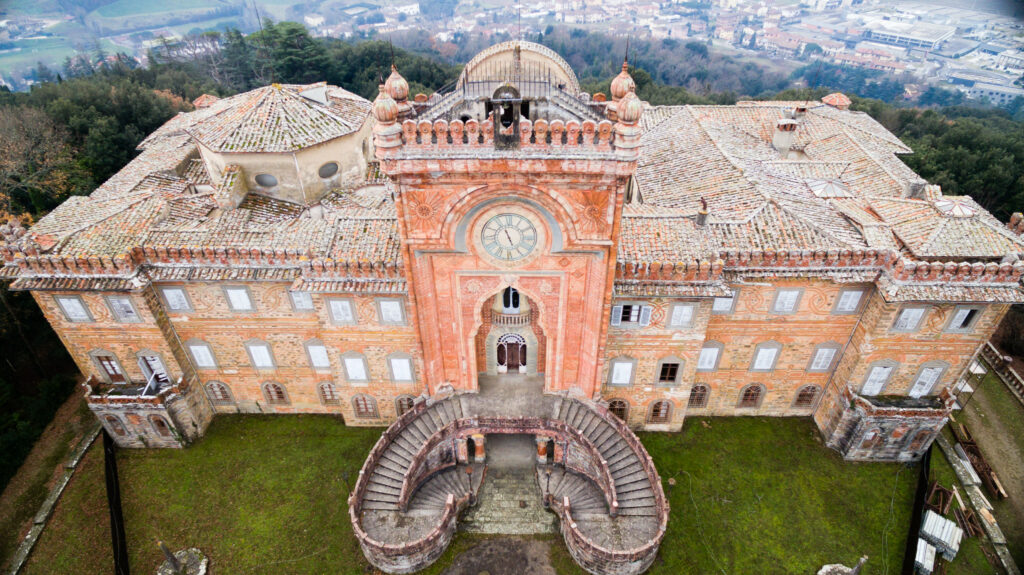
[460, 434, 557, 535]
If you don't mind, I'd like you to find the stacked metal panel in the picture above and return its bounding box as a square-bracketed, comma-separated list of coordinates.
[915, 538, 937, 574]
[920, 510, 963, 561]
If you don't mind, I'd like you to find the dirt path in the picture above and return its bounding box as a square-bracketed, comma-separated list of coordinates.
[958, 375, 1024, 564]
[0, 389, 94, 571]
[441, 537, 557, 575]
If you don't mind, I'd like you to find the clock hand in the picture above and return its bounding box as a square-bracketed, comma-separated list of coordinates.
[504, 229, 514, 247]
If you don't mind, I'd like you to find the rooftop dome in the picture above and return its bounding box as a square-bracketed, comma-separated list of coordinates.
[457, 40, 581, 95]
[618, 90, 643, 124]
[822, 92, 852, 110]
[385, 64, 409, 103]
[610, 60, 636, 102]
[372, 83, 399, 124]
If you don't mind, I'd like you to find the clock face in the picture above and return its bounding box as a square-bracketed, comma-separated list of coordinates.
[481, 213, 538, 261]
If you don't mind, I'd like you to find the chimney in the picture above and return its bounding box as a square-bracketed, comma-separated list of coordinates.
[1009, 212, 1024, 236]
[793, 104, 807, 118]
[772, 119, 798, 157]
[696, 197, 709, 226]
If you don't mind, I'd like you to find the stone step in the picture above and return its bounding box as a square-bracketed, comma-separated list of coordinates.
[373, 464, 405, 483]
[436, 403, 452, 426]
[361, 500, 399, 511]
[615, 478, 651, 494]
[582, 413, 603, 437]
[612, 469, 647, 485]
[367, 480, 402, 496]
[607, 450, 636, 470]
[370, 473, 404, 489]
[377, 457, 410, 477]
[617, 496, 655, 508]
[617, 506, 659, 517]
[425, 406, 444, 430]
[617, 487, 655, 502]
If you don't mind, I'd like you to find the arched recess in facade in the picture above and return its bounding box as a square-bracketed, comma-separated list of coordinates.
[446, 185, 577, 252]
[477, 287, 545, 377]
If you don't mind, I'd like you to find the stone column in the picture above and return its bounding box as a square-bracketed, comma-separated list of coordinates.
[535, 436, 548, 464]
[472, 433, 486, 463]
[456, 437, 469, 464]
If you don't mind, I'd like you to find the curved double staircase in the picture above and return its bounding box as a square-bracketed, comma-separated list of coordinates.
[348, 389, 668, 575]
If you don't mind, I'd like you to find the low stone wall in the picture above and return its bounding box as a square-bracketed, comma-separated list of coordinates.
[353, 493, 469, 574]
[553, 498, 660, 575]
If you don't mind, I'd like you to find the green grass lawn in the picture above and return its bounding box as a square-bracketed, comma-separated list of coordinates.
[22, 414, 976, 574]
[94, 0, 225, 19]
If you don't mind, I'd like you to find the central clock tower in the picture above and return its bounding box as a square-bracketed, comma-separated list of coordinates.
[371, 44, 643, 397]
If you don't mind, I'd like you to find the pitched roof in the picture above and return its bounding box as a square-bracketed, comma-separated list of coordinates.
[871, 196, 1024, 259]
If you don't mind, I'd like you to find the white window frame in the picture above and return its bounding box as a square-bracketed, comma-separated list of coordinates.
[376, 298, 407, 325]
[771, 288, 803, 314]
[289, 291, 315, 311]
[342, 352, 370, 383]
[223, 286, 255, 312]
[944, 305, 982, 334]
[387, 353, 415, 382]
[908, 362, 949, 398]
[54, 295, 93, 322]
[749, 341, 782, 372]
[832, 288, 866, 315]
[159, 286, 193, 312]
[328, 297, 357, 325]
[610, 303, 652, 327]
[712, 290, 738, 315]
[186, 340, 217, 369]
[860, 360, 898, 396]
[891, 306, 928, 333]
[667, 303, 698, 329]
[608, 357, 637, 386]
[245, 339, 276, 369]
[697, 341, 724, 372]
[304, 339, 331, 370]
[105, 295, 142, 323]
[807, 342, 842, 373]
[136, 351, 170, 385]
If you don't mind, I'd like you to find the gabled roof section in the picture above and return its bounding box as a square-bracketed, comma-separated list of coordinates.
[186, 83, 371, 153]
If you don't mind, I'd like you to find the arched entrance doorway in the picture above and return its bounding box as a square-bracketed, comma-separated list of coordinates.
[497, 333, 527, 372]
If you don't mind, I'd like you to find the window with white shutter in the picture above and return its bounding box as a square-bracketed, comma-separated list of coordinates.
[55, 296, 92, 322]
[161, 287, 191, 311]
[344, 355, 368, 382]
[225, 287, 254, 311]
[106, 296, 140, 322]
[290, 291, 314, 311]
[668, 304, 695, 328]
[809, 346, 838, 372]
[306, 343, 330, 369]
[189, 343, 216, 368]
[751, 344, 780, 371]
[389, 357, 413, 381]
[712, 295, 735, 314]
[945, 306, 980, 332]
[861, 365, 894, 396]
[892, 307, 926, 332]
[638, 305, 652, 326]
[377, 299, 405, 324]
[329, 299, 356, 324]
[909, 365, 945, 398]
[772, 289, 802, 313]
[833, 289, 864, 314]
[697, 344, 722, 371]
[611, 305, 623, 326]
[610, 360, 634, 385]
[247, 342, 274, 368]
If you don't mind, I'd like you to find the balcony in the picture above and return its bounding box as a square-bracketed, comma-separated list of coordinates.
[84, 373, 175, 406]
[491, 310, 531, 327]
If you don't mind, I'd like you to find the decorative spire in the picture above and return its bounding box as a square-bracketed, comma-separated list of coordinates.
[372, 75, 399, 124]
[609, 42, 636, 102]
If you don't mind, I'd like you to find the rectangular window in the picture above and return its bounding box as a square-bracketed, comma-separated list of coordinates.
[307, 344, 330, 369]
[610, 361, 633, 385]
[861, 365, 893, 396]
[161, 287, 191, 311]
[668, 304, 695, 328]
[833, 289, 864, 314]
[621, 304, 640, 323]
[189, 344, 216, 369]
[378, 299, 405, 324]
[946, 307, 980, 332]
[909, 366, 943, 398]
[247, 343, 273, 368]
[329, 299, 356, 324]
[225, 287, 254, 311]
[290, 291, 314, 311]
[95, 354, 126, 383]
[772, 289, 801, 313]
[139, 355, 169, 385]
[658, 362, 680, 383]
[55, 295, 92, 322]
[611, 304, 651, 327]
[344, 357, 368, 381]
[697, 346, 720, 371]
[810, 347, 837, 371]
[105, 296, 141, 323]
[752, 347, 779, 371]
[712, 295, 735, 314]
[892, 307, 926, 332]
[390, 357, 413, 381]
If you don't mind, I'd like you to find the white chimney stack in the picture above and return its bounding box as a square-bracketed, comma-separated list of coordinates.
[773, 118, 798, 158]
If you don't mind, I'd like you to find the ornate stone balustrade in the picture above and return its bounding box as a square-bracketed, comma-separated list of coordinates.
[550, 497, 662, 575]
[491, 310, 531, 326]
[393, 118, 619, 152]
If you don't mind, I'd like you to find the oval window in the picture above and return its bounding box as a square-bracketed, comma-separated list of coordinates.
[318, 162, 339, 179]
[254, 173, 278, 188]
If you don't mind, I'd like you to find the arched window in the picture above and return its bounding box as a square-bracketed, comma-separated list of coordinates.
[150, 415, 172, 437]
[608, 399, 629, 421]
[105, 416, 126, 436]
[205, 382, 234, 405]
[647, 400, 672, 424]
[688, 384, 709, 409]
[319, 383, 340, 406]
[353, 394, 378, 419]
[502, 287, 520, 313]
[263, 382, 289, 405]
[907, 430, 931, 452]
[738, 384, 764, 408]
[396, 395, 416, 416]
[793, 385, 820, 408]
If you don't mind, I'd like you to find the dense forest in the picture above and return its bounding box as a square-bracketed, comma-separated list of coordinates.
[1, 22, 1023, 492]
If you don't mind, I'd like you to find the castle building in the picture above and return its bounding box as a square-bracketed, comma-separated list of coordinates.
[2, 41, 1024, 574]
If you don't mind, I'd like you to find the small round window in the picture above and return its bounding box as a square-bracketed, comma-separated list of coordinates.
[254, 173, 278, 188]
[318, 162, 339, 179]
